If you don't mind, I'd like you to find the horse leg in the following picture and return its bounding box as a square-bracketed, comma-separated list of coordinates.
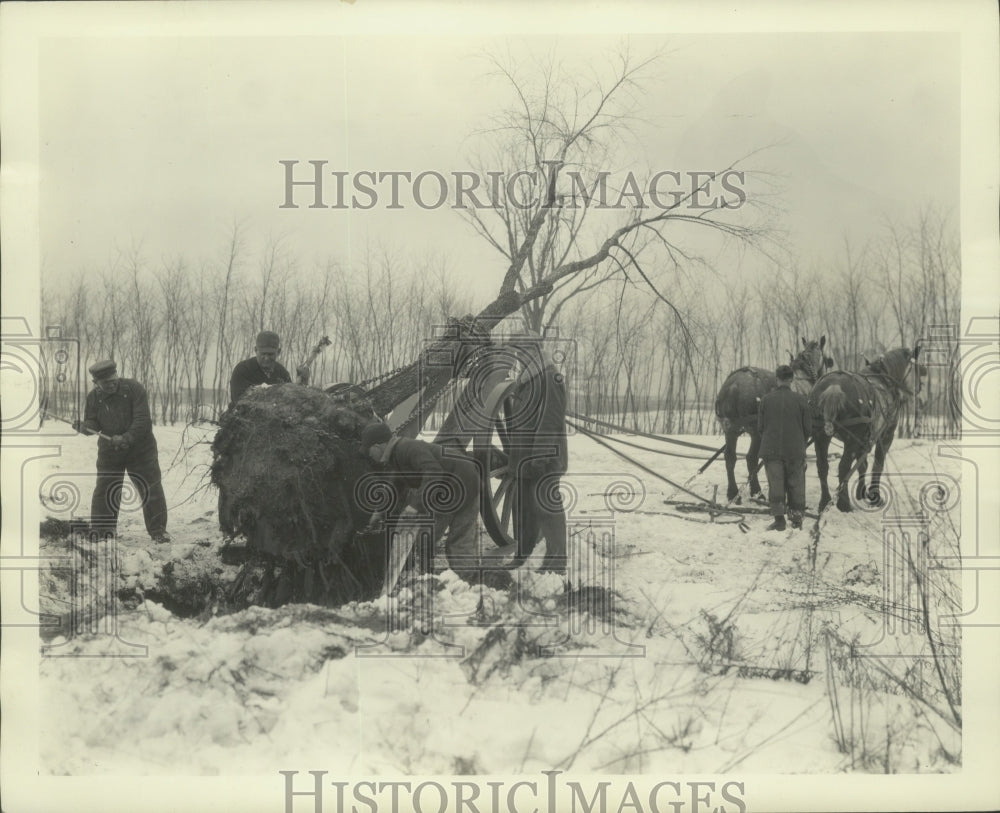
[854, 454, 870, 503]
[868, 431, 894, 507]
[723, 428, 741, 503]
[836, 446, 856, 512]
[746, 429, 764, 499]
[814, 432, 832, 511]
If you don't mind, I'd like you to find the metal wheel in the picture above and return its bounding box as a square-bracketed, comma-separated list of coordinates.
[473, 379, 521, 549]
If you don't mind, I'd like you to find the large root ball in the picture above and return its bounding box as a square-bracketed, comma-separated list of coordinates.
[211, 384, 385, 606]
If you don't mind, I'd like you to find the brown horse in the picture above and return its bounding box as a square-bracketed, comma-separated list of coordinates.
[715, 336, 833, 503]
[810, 346, 923, 512]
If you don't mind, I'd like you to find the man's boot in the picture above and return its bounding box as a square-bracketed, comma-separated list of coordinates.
[766, 515, 787, 532]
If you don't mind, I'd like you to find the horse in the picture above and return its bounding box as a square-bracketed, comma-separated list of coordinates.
[715, 336, 833, 504]
[809, 346, 923, 512]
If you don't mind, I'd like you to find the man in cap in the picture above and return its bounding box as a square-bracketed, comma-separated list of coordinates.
[361, 422, 482, 585]
[221, 330, 311, 537]
[229, 330, 310, 407]
[73, 360, 170, 542]
[757, 364, 812, 531]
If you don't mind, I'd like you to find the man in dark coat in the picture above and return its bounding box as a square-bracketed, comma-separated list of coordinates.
[757, 364, 812, 530]
[73, 360, 169, 542]
[229, 330, 307, 407]
[361, 422, 481, 584]
[508, 334, 568, 573]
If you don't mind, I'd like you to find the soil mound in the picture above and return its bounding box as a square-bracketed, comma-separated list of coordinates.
[211, 384, 386, 605]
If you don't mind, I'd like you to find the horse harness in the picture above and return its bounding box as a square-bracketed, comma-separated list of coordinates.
[791, 352, 823, 385]
[822, 370, 902, 450]
[726, 363, 818, 427]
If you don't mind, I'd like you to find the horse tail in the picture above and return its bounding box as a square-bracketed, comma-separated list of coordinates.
[817, 384, 848, 436]
[715, 377, 745, 434]
[715, 380, 735, 424]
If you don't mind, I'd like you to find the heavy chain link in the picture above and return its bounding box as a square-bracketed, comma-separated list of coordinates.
[355, 362, 415, 391]
[392, 344, 494, 436]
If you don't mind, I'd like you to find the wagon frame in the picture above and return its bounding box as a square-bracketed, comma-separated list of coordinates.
[325, 326, 554, 557]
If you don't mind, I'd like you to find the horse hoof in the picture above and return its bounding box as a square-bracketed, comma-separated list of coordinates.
[730, 495, 742, 506]
[837, 500, 853, 513]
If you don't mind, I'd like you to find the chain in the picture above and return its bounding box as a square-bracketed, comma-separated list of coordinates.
[354, 317, 493, 401]
[355, 362, 416, 391]
[395, 378, 454, 436]
[392, 344, 496, 436]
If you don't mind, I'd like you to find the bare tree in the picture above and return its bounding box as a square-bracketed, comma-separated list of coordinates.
[156, 259, 189, 423]
[211, 222, 244, 415]
[370, 47, 769, 413]
[177, 259, 217, 421]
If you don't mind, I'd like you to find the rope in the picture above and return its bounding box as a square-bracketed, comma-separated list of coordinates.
[579, 506, 747, 527]
[566, 419, 718, 461]
[573, 415, 835, 529]
[566, 411, 720, 452]
[572, 419, 738, 512]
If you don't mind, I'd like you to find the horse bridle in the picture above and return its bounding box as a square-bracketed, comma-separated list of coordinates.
[864, 354, 916, 398]
[792, 347, 823, 383]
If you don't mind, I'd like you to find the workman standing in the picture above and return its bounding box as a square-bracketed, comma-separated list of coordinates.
[757, 364, 811, 531]
[73, 360, 170, 542]
[221, 330, 313, 536]
[507, 333, 569, 574]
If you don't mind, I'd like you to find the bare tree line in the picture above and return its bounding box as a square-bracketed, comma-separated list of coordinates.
[565, 205, 960, 438]
[40, 225, 474, 424]
[40, 40, 958, 441]
[41, 203, 958, 442]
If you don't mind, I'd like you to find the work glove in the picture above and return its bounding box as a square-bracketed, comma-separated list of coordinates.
[296, 365, 311, 385]
[110, 435, 129, 450]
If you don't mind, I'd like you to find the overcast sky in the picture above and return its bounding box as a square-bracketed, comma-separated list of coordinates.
[35, 27, 960, 306]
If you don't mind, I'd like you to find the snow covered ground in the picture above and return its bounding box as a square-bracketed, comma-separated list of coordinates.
[33, 422, 962, 777]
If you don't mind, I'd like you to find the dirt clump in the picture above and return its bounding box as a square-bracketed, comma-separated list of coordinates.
[211, 384, 387, 607]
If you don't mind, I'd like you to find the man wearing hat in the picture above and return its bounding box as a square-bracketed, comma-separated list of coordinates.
[229, 330, 309, 407]
[360, 422, 482, 585]
[73, 360, 170, 542]
[757, 364, 812, 531]
[221, 330, 311, 536]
